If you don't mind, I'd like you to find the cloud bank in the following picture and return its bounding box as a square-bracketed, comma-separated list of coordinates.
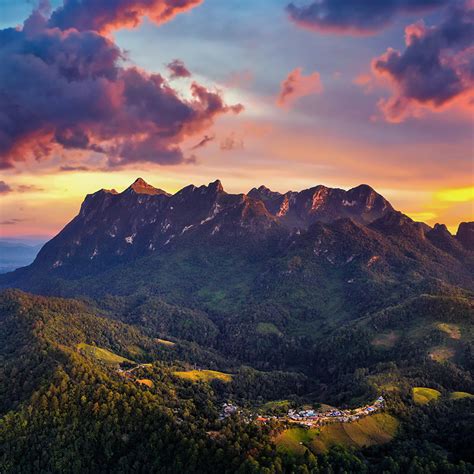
[0, 0, 243, 170]
[49, 0, 204, 34]
[286, 0, 448, 35]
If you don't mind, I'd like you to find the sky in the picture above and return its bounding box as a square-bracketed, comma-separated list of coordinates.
[0, 0, 473, 239]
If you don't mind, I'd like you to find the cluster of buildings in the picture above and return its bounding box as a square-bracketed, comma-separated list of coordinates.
[285, 397, 385, 427]
[218, 397, 386, 429]
[219, 402, 239, 420]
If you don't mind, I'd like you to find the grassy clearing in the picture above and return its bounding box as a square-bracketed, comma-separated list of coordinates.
[436, 323, 461, 340]
[260, 400, 292, 414]
[412, 387, 441, 405]
[173, 369, 232, 383]
[371, 331, 399, 349]
[275, 427, 313, 454]
[450, 391, 473, 400]
[261, 400, 290, 409]
[156, 338, 176, 347]
[78, 343, 132, 365]
[428, 346, 455, 362]
[256, 323, 283, 337]
[311, 413, 398, 453]
[136, 379, 154, 388]
[275, 413, 398, 454]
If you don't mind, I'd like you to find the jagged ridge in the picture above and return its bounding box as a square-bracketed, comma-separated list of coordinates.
[2, 179, 472, 282]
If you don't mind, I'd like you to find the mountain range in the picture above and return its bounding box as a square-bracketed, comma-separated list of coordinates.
[3, 178, 472, 280]
[1, 178, 473, 472]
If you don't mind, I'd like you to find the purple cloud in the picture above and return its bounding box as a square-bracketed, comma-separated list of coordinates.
[373, 3, 474, 121]
[167, 59, 192, 79]
[49, 0, 204, 34]
[0, 4, 243, 170]
[287, 0, 449, 35]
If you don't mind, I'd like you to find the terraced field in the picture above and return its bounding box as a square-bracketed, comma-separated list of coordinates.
[275, 413, 399, 454]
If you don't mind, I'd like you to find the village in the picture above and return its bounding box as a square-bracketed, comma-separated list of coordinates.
[115, 361, 386, 430]
[220, 397, 386, 428]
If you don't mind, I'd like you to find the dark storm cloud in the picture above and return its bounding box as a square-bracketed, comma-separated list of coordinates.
[286, 0, 448, 34]
[373, 3, 474, 121]
[0, 2, 243, 170]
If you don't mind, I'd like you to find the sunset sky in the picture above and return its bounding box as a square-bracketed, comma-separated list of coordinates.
[0, 0, 473, 239]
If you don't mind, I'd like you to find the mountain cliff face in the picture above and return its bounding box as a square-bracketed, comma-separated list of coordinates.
[18, 179, 394, 273]
[456, 222, 474, 251]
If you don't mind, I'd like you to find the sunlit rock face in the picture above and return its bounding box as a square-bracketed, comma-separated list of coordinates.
[248, 183, 392, 228]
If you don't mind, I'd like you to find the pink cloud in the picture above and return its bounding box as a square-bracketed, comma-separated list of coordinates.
[277, 68, 323, 108]
[49, 0, 204, 35]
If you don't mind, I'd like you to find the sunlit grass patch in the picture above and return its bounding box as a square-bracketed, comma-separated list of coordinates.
[413, 387, 441, 405]
[173, 369, 232, 383]
[275, 413, 398, 454]
[428, 346, 455, 362]
[156, 338, 176, 346]
[436, 323, 461, 340]
[450, 391, 473, 400]
[78, 343, 132, 365]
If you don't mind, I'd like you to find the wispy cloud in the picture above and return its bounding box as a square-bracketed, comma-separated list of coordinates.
[277, 68, 323, 107]
[191, 135, 215, 150]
